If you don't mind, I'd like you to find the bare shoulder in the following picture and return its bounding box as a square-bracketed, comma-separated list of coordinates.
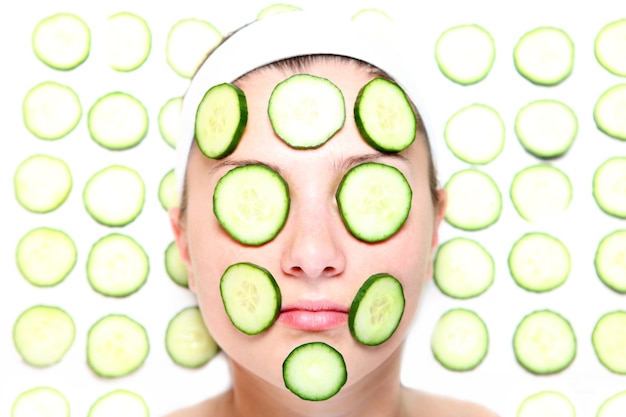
[161, 392, 230, 417]
[403, 387, 500, 417]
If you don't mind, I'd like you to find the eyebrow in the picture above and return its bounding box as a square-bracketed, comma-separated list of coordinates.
[208, 158, 284, 176]
[335, 152, 410, 173]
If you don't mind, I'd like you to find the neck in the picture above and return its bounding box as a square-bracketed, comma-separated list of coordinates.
[225, 348, 406, 417]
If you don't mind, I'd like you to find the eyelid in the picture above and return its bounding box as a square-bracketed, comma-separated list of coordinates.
[337, 152, 409, 173]
[209, 158, 284, 176]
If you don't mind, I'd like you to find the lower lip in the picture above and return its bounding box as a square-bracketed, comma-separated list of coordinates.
[278, 310, 348, 331]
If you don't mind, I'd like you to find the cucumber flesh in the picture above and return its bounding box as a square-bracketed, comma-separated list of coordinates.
[88, 389, 148, 417]
[597, 390, 626, 417]
[592, 310, 626, 374]
[508, 232, 571, 293]
[513, 309, 576, 375]
[510, 164, 572, 223]
[32, 12, 90, 70]
[349, 273, 405, 346]
[86, 233, 149, 298]
[195, 83, 247, 159]
[514, 26, 574, 86]
[166, 306, 219, 368]
[354, 78, 416, 153]
[16, 227, 76, 288]
[268, 74, 345, 149]
[593, 157, 626, 219]
[12, 386, 69, 417]
[434, 237, 494, 299]
[87, 314, 149, 378]
[595, 229, 626, 293]
[158, 168, 179, 211]
[14, 154, 72, 213]
[213, 164, 289, 246]
[337, 162, 412, 242]
[220, 262, 281, 335]
[431, 308, 489, 372]
[166, 18, 222, 78]
[595, 18, 626, 77]
[107, 12, 151, 72]
[517, 390, 575, 417]
[88, 92, 148, 150]
[13, 305, 75, 367]
[257, 3, 302, 19]
[283, 342, 347, 401]
[83, 164, 145, 227]
[444, 103, 504, 165]
[594, 84, 626, 141]
[165, 241, 189, 288]
[515, 99, 578, 159]
[435, 24, 495, 85]
[23, 81, 81, 140]
[158, 96, 182, 148]
[444, 169, 502, 231]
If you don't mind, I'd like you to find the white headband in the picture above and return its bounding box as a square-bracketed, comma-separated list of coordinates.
[176, 10, 436, 197]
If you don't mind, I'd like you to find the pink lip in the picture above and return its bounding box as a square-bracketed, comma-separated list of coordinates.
[278, 301, 349, 331]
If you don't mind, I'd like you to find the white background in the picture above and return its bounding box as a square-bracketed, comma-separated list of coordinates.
[1, 0, 625, 416]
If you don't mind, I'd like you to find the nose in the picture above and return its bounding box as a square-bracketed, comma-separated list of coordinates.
[280, 201, 346, 279]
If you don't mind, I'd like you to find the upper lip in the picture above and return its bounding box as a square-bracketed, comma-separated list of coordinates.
[280, 300, 350, 313]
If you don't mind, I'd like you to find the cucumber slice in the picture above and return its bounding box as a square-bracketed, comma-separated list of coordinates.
[268, 74, 345, 149]
[354, 78, 416, 153]
[107, 12, 151, 72]
[283, 342, 347, 401]
[514, 27, 574, 86]
[83, 165, 145, 227]
[12, 386, 69, 417]
[598, 390, 626, 417]
[257, 3, 303, 19]
[166, 306, 219, 368]
[158, 96, 182, 148]
[16, 227, 76, 287]
[23, 81, 81, 140]
[515, 99, 578, 159]
[592, 310, 626, 374]
[593, 157, 626, 218]
[195, 83, 247, 159]
[444, 103, 504, 165]
[220, 262, 281, 335]
[336, 162, 412, 242]
[14, 154, 72, 213]
[166, 18, 222, 78]
[32, 12, 90, 70]
[444, 168, 502, 231]
[595, 18, 626, 77]
[88, 92, 148, 150]
[595, 229, 626, 293]
[517, 390, 575, 417]
[87, 314, 149, 378]
[594, 84, 626, 141]
[513, 309, 576, 375]
[349, 273, 405, 346]
[510, 164, 572, 223]
[158, 168, 179, 211]
[508, 232, 571, 293]
[165, 241, 189, 288]
[88, 389, 148, 417]
[213, 164, 289, 246]
[13, 305, 75, 367]
[86, 233, 149, 298]
[431, 308, 489, 372]
[433, 237, 494, 299]
[435, 24, 495, 85]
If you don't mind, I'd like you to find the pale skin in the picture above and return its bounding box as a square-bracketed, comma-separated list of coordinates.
[168, 57, 499, 417]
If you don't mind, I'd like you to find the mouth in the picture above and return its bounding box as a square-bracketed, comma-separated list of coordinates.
[278, 301, 349, 331]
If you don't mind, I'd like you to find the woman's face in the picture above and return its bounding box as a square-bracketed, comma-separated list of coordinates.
[171, 58, 445, 394]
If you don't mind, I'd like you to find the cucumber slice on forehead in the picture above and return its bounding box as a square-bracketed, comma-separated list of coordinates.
[349, 273, 405, 346]
[213, 164, 289, 246]
[268, 74, 346, 149]
[336, 162, 412, 242]
[220, 262, 281, 335]
[595, 229, 626, 293]
[354, 78, 416, 153]
[283, 342, 347, 401]
[195, 83, 247, 159]
[514, 26, 574, 86]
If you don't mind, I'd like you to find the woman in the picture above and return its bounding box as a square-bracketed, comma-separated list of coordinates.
[167, 10, 498, 417]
